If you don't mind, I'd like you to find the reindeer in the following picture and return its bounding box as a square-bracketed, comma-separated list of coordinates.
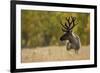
[60, 16, 81, 54]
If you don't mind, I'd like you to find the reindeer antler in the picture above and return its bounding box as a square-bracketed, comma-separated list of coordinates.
[69, 16, 78, 30]
[60, 21, 69, 32]
[60, 16, 78, 32]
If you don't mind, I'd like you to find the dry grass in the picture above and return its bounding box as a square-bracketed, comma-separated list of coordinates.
[21, 46, 90, 63]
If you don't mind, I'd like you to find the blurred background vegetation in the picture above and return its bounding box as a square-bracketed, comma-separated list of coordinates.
[21, 10, 90, 48]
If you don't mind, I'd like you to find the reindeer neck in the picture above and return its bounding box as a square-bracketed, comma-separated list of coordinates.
[68, 32, 76, 43]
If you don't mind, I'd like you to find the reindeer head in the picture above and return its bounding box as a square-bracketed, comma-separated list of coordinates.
[60, 16, 77, 41]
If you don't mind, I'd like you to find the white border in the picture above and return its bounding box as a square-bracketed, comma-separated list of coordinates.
[16, 4, 94, 69]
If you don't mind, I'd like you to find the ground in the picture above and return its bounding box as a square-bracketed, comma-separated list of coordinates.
[21, 46, 90, 63]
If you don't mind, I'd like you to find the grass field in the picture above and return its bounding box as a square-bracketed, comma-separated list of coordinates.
[21, 46, 90, 63]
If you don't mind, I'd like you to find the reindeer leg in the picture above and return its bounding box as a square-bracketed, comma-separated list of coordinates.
[75, 49, 78, 54]
[66, 41, 71, 51]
